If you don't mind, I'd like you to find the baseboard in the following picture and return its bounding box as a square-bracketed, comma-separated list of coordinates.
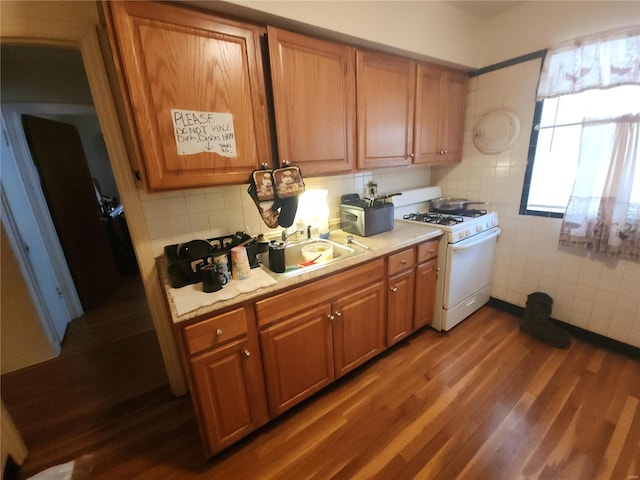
[488, 297, 640, 360]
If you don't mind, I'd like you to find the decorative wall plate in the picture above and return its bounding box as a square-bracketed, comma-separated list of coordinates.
[473, 110, 521, 154]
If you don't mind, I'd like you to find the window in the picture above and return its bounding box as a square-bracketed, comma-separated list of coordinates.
[522, 85, 640, 217]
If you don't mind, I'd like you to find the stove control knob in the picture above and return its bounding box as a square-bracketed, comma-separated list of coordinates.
[476, 225, 483, 233]
[465, 229, 471, 238]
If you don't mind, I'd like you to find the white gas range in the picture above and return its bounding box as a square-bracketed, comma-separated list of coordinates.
[393, 187, 501, 331]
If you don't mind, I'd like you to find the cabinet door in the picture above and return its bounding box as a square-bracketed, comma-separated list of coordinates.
[268, 27, 355, 176]
[440, 70, 468, 162]
[190, 338, 269, 455]
[260, 303, 334, 416]
[106, 2, 272, 189]
[387, 270, 415, 345]
[414, 64, 444, 164]
[357, 50, 415, 169]
[414, 258, 438, 330]
[414, 64, 467, 165]
[332, 281, 385, 377]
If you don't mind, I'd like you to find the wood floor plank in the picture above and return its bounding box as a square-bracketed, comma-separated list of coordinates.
[2, 278, 639, 480]
[596, 395, 639, 479]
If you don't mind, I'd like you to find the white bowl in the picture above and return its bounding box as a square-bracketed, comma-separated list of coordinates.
[301, 243, 334, 263]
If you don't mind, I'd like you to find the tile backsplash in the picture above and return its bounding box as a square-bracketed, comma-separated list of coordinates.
[139, 166, 431, 255]
[432, 58, 640, 347]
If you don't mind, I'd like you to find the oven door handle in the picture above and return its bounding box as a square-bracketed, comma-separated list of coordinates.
[451, 228, 501, 250]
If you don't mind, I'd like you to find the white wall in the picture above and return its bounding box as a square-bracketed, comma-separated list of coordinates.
[218, 1, 640, 70]
[212, 0, 482, 68]
[431, 58, 640, 347]
[480, 1, 640, 66]
[1, 226, 57, 374]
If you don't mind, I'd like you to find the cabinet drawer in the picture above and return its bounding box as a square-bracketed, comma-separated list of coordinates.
[388, 247, 415, 276]
[184, 307, 248, 356]
[417, 239, 439, 263]
[256, 259, 384, 328]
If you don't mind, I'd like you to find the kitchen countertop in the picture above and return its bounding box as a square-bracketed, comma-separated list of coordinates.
[158, 221, 443, 325]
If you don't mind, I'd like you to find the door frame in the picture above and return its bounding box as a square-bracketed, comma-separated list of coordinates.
[0, 186, 63, 353]
[2, 103, 91, 328]
[1, 1, 187, 395]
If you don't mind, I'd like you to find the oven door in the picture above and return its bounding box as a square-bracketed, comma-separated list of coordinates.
[443, 227, 501, 309]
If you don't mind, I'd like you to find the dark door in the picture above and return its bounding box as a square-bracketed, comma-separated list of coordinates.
[22, 114, 120, 309]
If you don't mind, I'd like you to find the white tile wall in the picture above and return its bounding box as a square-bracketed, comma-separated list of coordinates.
[138, 166, 431, 256]
[432, 58, 640, 347]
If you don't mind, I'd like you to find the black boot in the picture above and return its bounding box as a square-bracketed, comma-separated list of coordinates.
[520, 292, 571, 348]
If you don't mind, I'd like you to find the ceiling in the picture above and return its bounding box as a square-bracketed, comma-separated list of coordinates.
[445, 1, 528, 19]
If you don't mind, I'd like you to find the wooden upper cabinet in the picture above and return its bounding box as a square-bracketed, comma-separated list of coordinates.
[414, 63, 468, 165]
[357, 50, 416, 169]
[267, 27, 356, 176]
[104, 1, 272, 190]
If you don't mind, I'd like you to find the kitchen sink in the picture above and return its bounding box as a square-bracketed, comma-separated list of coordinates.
[260, 238, 366, 279]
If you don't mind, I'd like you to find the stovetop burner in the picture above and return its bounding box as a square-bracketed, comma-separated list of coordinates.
[403, 212, 464, 225]
[456, 208, 487, 218]
[429, 208, 488, 217]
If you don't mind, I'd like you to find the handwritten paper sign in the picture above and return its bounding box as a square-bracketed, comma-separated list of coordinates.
[171, 109, 237, 157]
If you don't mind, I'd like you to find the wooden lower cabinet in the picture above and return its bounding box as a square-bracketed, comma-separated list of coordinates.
[259, 279, 385, 416]
[256, 260, 385, 416]
[414, 239, 440, 329]
[332, 281, 385, 377]
[259, 303, 334, 416]
[175, 243, 440, 457]
[180, 306, 268, 457]
[414, 258, 438, 329]
[386, 247, 416, 345]
[190, 338, 268, 454]
[387, 270, 416, 345]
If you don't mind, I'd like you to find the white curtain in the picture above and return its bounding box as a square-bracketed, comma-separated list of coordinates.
[559, 115, 640, 260]
[537, 27, 640, 100]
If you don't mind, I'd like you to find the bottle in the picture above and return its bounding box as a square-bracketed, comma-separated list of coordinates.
[318, 191, 330, 239]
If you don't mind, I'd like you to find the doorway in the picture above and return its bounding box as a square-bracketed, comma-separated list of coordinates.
[0, 42, 172, 476]
[0, 45, 150, 361]
[1, 45, 140, 350]
[1, 14, 188, 475]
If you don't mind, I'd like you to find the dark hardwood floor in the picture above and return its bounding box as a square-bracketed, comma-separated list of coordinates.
[2, 276, 639, 479]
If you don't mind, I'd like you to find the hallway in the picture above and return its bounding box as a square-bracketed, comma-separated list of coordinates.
[1, 275, 196, 478]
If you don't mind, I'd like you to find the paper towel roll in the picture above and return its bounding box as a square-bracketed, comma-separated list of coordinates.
[231, 246, 251, 280]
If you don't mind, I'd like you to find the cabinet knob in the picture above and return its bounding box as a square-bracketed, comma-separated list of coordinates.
[429, 248, 435, 254]
[215, 328, 223, 337]
[390, 286, 398, 293]
[334, 311, 342, 317]
[328, 314, 335, 321]
[436, 267, 441, 272]
[400, 259, 407, 265]
[408, 153, 414, 158]
[242, 350, 251, 358]
[439, 149, 446, 155]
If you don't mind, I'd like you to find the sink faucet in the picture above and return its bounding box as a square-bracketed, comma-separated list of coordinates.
[281, 228, 303, 243]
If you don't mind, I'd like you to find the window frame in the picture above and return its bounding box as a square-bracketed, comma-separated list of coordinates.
[519, 100, 565, 219]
